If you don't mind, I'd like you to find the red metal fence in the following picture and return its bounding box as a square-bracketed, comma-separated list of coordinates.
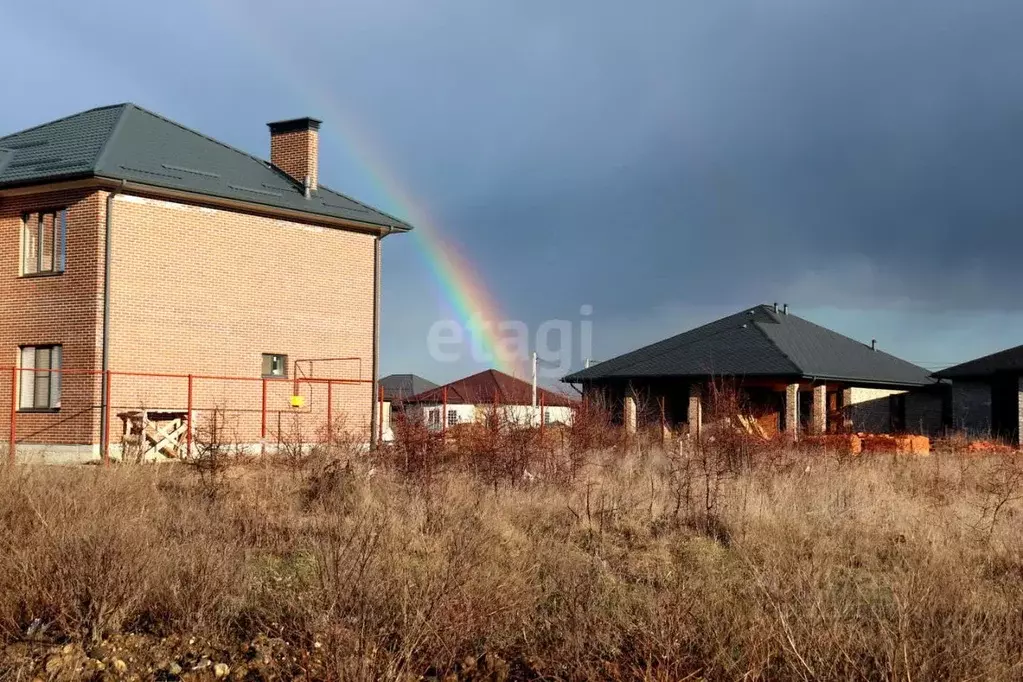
[2, 366, 374, 465]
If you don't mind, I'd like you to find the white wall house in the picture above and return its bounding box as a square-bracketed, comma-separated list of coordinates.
[397, 368, 577, 432]
[404, 402, 574, 431]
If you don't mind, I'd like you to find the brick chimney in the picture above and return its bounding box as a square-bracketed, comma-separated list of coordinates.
[268, 117, 322, 192]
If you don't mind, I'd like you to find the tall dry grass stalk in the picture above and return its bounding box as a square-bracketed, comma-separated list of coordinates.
[1, 427, 1023, 680]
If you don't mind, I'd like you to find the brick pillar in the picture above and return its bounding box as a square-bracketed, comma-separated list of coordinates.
[811, 384, 827, 435]
[1017, 377, 1023, 448]
[624, 396, 637, 435]
[785, 383, 800, 441]
[688, 383, 702, 439]
[841, 388, 854, 431]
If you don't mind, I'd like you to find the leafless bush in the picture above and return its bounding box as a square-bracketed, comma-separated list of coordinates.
[3, 447, 1023, 680]
[187, 407, 242, 499]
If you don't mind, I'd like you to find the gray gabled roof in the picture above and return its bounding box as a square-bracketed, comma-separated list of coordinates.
[563, 304, 933, 387]
[379, 374, 439, 402]
[0, 103, 412, 231]
[933, 344, 1023, 380]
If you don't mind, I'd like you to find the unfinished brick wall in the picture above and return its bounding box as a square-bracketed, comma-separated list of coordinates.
[0, 189, 104, 445]
[844, 387, 904, 433]
[951, 381, 991, 436]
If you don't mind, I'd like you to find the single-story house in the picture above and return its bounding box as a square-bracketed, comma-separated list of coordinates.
[377, 373, 439, 441]
[563, 304, 943, 437]
[401, 369, 577, 430]
[933, 345, 1023, 445]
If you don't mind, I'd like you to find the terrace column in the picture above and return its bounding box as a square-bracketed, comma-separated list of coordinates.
[841, 388, 854, 431]
[688, 383, 702, 440]
[811, 384, 827, 435]
[1018, 377, 1023, 448]
[785, 383, 800, 441]
[623, 396, 637, 435]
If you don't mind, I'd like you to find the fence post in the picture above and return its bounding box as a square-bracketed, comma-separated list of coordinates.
[103, 370, 112, 466]
[261, 378, 268, 441]
[326, 380, 333, 444]
[8, 367, 16, 465]
[186, 374, 193, 458]
[378, 384, 384, 445]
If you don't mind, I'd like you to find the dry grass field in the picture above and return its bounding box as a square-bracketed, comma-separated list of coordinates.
[2, 414, 1023, 680]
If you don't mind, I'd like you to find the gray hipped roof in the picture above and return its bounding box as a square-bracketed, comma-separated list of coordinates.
[379, 374, 439, 402]
[934, 345, 1023, 380]
[564, 304, 932, 387]
[0, 103, 412, 231]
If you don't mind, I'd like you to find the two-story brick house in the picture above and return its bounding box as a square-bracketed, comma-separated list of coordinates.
[0, 104, 411, 461]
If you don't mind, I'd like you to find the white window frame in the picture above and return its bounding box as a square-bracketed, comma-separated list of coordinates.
[447, 409, 458, 426]
[21, 209, 67, 276]
[428, 408, 441, 426]
[19, 345, 62, 410]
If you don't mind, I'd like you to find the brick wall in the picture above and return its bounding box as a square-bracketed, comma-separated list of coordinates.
[1, 187, 376, 448]
[107, 192, 375, 443]
[951, 381, 991, 436]
[844, 387, 904, 433]
[0, 189, 104, 445]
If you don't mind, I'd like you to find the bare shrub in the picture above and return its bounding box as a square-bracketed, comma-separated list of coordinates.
[2, 445, 1023, 680]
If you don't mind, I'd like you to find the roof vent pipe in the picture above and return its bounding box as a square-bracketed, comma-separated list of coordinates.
[773, 302, 779, 313]
[782, 303, 788, 315]
[871, 339, 877, 351]
[303, 176, 311, 199]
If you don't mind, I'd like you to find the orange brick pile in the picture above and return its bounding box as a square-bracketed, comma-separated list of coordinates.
[860, 434, 930, 455]
[802, 433, 929, 455]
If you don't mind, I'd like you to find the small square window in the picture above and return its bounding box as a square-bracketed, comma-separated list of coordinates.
[261, 353, 288, 378]
[18, 344, 62, 410]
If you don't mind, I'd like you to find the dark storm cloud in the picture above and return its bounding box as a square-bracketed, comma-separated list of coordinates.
[423, 0, 1023, 318]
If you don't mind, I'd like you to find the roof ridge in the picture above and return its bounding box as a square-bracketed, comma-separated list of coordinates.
[0, 103, 127, 142]
[92, 104, 134, 172]
[749, 318, 803, 375]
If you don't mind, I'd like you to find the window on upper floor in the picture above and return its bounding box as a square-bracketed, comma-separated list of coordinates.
[21, 209, 67, 276]
[261, 353, 288, 378]
[19, 345, 62, 411]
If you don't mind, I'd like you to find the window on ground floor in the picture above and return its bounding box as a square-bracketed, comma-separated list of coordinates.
[428, 408, 441, 426]
[21, 209, 67, 276]
[447, 409, 458, 426]
[19, 345, 62, 410]
[261, 353, 288, 378]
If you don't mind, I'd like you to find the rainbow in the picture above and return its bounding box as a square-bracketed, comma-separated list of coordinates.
[319, 115, 519, 375]
[199, 4, 519, 374]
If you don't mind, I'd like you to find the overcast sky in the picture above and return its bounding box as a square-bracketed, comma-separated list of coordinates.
[4, 0, 1023, 383]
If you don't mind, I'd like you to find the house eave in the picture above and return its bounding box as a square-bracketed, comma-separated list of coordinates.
[0, 175, 411, 236]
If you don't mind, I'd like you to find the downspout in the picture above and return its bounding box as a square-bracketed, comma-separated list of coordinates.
[369, 224, 395, 449]
[99, 181, 125, 457]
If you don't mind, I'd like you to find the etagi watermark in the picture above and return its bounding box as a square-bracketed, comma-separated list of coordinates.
[427, 305, 593, 378]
